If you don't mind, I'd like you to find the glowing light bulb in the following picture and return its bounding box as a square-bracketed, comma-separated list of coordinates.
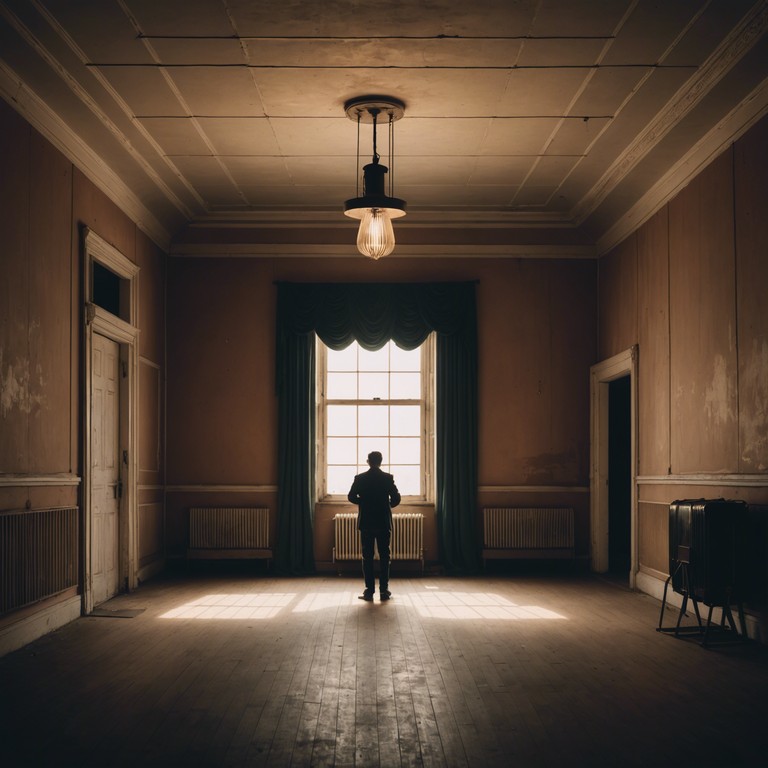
[357, 208, 395, 259]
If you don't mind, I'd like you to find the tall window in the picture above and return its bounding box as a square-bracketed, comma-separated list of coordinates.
[317, 336, 435, 500]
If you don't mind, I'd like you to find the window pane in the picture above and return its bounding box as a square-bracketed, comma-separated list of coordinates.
[390, 437, 420, 464]
[327, 465, 356, 495]
[359, 372, 388, 399]
[358, 405, 388, 436]
[390, 372, 420, 399]
[391, 343, 420, 371]
[328, 437, 357, 464]
[327, 372, 357, 399]
[327, 405, 357, 436]
[358, 437, 385, 463]
[327, 344, 357, 371]
[391, 465, 420, 495]
[391, 405, 420, 436]
[359, 346, 388, 371]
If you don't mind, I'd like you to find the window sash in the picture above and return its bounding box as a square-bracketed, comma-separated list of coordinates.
[317, 336, 435, 501]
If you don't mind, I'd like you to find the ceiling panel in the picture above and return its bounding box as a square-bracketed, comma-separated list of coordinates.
[512, 185, 558, 206]
[281, 156, 357, 187]
[170, 156, 247, 206]
[529, 0, 634, 37]
[220, 156, 295, 188]
[523, 155, 581, 186]
[393, 156, 479, 186]
[601, 0, 706, 66]
[662, 0, 758, 66]
[97, 66, 188, 116]
[395, 119, 493, 156]
[497, 69, 592, 116]
[1, 0, 763, 249]
[256, 68, 513, 117]
[41, 0, 153, 64]
[197, 117, 282, 156]
[151, 39, 247, 67]
[545, 116, 612, 155]
[471, 156, 538, 186]
[243, 38, 524, 69]
[481, 118, 561, 155]
[270, 117, 352, 156]
[517, 38, 607, 67]
[570, 67, 652, 116]
[397, 184, 519, 207]
[168, 68, 266, 117]
[122, 0, 235, 37]
[226, 0, 540, 37]
[139, 117, 212, 155]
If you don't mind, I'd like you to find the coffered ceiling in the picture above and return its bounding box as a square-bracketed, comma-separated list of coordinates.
[1, 0, 766, 256]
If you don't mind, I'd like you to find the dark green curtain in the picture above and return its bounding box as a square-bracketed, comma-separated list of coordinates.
[276, 282, 480, 573]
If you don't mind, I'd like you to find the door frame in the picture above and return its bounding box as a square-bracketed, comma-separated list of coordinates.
[589, 346, 638, 587]
[82, 228, 140, 614]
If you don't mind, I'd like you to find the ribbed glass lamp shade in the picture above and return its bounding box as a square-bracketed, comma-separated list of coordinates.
[356, 208, 395, 259]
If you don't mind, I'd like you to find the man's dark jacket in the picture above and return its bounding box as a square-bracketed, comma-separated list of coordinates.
[347, 467, 401, 530]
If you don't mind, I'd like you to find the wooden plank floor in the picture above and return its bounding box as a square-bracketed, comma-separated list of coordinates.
[2, 570, 767, 767]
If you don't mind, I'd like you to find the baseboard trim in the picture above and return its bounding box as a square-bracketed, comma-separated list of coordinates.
[0, 596, 81, 658]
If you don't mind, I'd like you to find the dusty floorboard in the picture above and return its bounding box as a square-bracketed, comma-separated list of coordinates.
[1, 571, 767, 767]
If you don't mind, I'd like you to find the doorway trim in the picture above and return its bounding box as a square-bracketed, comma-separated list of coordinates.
[82, 228, 140, 614]
[590, 346, 638, 587]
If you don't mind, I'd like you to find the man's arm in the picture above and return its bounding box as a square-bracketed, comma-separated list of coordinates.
[348, 477, 360, 505]
[389, 478, 401, 509]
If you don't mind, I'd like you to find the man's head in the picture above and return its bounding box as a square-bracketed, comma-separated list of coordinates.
[367, 451, 383, 468]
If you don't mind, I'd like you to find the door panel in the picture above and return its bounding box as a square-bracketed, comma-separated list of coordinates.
[91, 333, 120, 605]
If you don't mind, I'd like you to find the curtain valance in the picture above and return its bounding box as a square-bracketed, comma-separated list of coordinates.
[275, 281, 479, 574]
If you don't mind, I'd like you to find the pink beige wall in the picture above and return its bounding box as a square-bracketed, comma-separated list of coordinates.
[166, 256, 597, 567]
[0, 100, 167, 618]
[598, 114, 768, 592]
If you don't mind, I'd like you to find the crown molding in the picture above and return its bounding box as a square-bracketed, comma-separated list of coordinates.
[168, 242, 596, 258]
[0, 60, 172, 250]
[189, 208, 576, 228]
[573, 0, 768, 230]
[597, 78, 768, 255]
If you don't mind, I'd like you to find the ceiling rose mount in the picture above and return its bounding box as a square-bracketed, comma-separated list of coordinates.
[344, 96, 405, 123]
[343, 96, 406, 260]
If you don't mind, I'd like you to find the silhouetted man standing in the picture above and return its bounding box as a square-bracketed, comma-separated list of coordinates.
[348, 451, 401, 601]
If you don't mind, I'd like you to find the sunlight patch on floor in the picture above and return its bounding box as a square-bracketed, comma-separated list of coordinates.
[292, 591, 356, 613]
[402, 591, 567, 620]
[159, 593, 295, 620]
[158, 589, 566, 621]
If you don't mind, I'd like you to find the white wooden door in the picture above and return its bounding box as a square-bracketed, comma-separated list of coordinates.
[91, 332, 121, 605]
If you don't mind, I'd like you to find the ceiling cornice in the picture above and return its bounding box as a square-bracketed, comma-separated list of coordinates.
[168, 242, 597, 259]
[596, 77, 768, 255]
[572, 0, 768, 228]
[0, 59, 172, 250]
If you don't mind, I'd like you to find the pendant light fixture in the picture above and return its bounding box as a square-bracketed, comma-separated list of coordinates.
[344, 97, 406, 259]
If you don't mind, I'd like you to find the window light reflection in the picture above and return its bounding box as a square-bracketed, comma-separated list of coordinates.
[159, 593, 295, 620]
[403, 591, 566, 621]
[157, 590, 567, 622]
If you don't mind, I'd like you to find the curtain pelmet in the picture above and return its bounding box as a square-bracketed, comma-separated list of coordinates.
[276, 281, 479, 573]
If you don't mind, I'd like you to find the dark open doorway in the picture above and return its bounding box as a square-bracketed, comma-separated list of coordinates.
[608, 375, 631, 579]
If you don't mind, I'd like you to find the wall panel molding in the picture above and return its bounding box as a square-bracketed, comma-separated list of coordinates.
[166, 484, 278, 493]
[478, 485, 589, 493]
[0, 474, 81, 487]
[638, 474, 768, 487]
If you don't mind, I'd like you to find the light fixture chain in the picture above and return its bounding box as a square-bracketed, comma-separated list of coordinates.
[356, 113, 361, 198]
[389, 113, 395, 197]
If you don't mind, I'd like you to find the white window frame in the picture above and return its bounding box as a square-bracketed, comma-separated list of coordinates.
[316, 334, 435, 503]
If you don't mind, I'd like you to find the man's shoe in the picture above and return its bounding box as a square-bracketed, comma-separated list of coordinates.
[380, 590, 391, 601]
[358, 591, 374, 601]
